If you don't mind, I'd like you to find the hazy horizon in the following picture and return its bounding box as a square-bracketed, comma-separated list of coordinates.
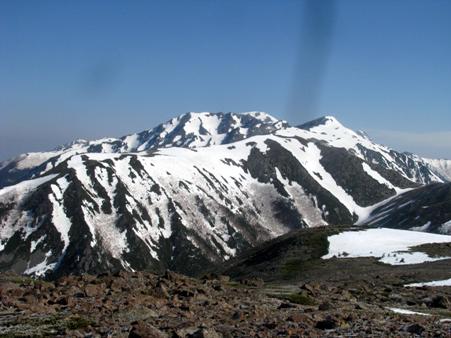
[0, 111, 450, 161]
[1, 0, 450, 160]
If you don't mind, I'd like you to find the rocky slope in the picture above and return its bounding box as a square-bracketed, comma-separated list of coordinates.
[2, 270, 450, 338]
[1, 227, 451, 337]
[0, 112, 450, 278]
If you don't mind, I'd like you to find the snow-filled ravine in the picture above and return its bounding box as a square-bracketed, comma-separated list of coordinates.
[322, 228, 451, 265]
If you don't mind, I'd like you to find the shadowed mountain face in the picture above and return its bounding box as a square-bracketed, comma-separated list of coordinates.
[0, 112, 449, 278]
[365, 183, 451, 233]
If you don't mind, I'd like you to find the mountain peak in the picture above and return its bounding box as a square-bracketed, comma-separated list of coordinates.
[322, 115, 340, 123]
[54, 138, 89, 151]
[182, 111, 280, 123]
[298, 115, 343, 130]
[242, 111, 280, 122]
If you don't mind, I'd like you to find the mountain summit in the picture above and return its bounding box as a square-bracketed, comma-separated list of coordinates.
[0, 112, 288, 189]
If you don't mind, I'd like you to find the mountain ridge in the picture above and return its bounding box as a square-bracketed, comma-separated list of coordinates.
[0, 112, 450, 278]
[0, 111, 288, 189]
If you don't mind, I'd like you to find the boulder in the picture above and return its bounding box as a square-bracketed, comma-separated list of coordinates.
[430, 295, 449, 309]
[128, 321, 167, 338]
[315, 316, 337, 330]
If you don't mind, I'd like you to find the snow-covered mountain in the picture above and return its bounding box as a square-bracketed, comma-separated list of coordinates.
[0, 112, 449, 278]
[0, 112, 288, 189]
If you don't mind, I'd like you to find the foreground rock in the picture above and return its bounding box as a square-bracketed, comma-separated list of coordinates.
[1, 271, 451, 337]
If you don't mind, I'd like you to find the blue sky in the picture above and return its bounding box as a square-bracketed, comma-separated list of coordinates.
[1, 0, 450, 160]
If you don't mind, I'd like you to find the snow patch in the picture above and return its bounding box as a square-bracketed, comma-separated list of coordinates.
[410, 221, 431, 232]
[387, 307, 430, 316]
[362, 162, 399, 192]
[322, 228, 451, 265]
[30, 235, 46, 253]
[439, 220, 451, 234]
[49, 176, 72, 252]
[24, 250, 56, 277]
[406, 278, 451, 287]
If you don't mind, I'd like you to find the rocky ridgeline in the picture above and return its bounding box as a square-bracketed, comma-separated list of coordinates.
[1, 271, 450, 337]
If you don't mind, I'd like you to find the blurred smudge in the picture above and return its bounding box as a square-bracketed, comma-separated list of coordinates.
[80, 58, 123, 97]
[287, 0, 336, 123]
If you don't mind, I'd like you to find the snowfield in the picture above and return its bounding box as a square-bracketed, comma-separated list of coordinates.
[322, 228, 451, 265]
